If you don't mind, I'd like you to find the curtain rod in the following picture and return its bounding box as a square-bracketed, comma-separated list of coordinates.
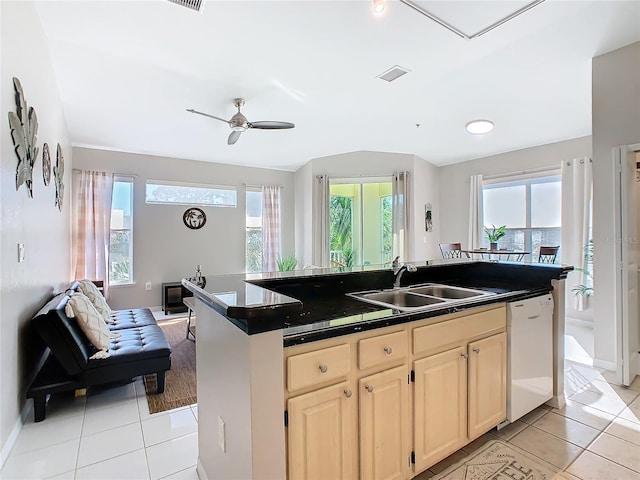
[242, 183, 284, 189]
[72, 168, 139, 178]
[482, 165, 560, 181]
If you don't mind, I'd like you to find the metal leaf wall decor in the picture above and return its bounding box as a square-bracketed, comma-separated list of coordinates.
[42, 143, 51, 185]
[54, 143, 65, 211]
[7, 77, 38, 198]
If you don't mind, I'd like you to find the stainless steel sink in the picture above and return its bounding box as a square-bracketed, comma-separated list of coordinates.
[355, 290, 446, 310]
[404, 284, 486, 300]
[347, 283, 494, 312]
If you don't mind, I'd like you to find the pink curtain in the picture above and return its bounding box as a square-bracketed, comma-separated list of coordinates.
[262, 185, 282, 271]
[72, 170, 114, 296]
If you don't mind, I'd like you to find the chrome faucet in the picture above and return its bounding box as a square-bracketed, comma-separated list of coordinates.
[392, 256, 417, 288]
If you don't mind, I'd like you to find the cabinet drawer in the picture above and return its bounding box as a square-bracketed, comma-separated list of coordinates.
[358, 331, 407, 370]
[287, 344, 351, 392]
[413, 306, 506, 356]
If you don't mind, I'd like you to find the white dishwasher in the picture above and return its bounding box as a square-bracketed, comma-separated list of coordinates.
[506, 294, 554, 422]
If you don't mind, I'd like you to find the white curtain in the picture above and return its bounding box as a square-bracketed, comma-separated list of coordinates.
[313, 175, 330, 267]
[562, 157, 593, 310]
[392, 171, 411, 262]
[72, 170, 114, 297]
[468, 174, 484, 249]
[262, 185, 282, 272]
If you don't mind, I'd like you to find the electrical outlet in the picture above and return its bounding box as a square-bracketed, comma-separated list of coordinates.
[145, 281, 152, 291]
[218, 416, 226, 452]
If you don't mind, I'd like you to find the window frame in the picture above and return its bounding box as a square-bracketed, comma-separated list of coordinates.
[482, 174, 561, 261]
[109, 175, 134, 286]
[145, 179, 238, 207]
[245, 187, 263, 273]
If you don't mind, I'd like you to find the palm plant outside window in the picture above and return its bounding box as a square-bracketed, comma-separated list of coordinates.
[328, 180, 392, 267]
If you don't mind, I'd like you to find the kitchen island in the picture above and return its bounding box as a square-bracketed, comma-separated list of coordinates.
[183, 259, 570, 480]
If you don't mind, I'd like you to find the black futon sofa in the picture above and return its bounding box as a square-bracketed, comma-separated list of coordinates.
[27, 288, 171, 421]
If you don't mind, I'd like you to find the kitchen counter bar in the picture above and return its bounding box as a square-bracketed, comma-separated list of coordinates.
[182, 259, 571, 343]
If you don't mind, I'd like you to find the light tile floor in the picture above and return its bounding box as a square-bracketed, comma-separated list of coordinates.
[3, 323, 639, 479]
[1, 378, 198, 480]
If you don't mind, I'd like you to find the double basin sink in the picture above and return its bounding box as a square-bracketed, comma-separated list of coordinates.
[347, 283, 495, 312]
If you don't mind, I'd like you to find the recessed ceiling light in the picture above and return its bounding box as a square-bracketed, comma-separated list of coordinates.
[373, 0, 385, 15]
[466, 119, 494, 135]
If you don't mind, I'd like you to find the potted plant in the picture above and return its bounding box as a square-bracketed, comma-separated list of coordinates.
[572, 240, 594, 310]
[277, 255, 298, 272]
[484, 224, 506, 250]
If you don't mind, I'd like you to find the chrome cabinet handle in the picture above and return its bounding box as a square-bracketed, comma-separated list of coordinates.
[461, 353, 469, 359]
[365, 385, 374, 393]
[473, 348, 480, 354]
[384, 346, 393, 355]
[344, 389, 352, 398]
[319, 364, 328, 373]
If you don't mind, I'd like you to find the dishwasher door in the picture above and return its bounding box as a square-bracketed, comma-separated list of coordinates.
[507, 294, 554, 422]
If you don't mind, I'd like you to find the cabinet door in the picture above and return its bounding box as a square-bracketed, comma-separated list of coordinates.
[359, 365, 410, 480]
[288, 381, 357, 480]
[468, 332, 507, 440]
[413, 346, 467, 473]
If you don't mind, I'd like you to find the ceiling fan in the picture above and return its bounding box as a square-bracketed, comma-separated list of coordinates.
[187, 98, 295, 145]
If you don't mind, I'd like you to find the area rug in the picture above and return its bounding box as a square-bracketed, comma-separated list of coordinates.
[143, 317, 196, 414]
[433, 441, 559, 480]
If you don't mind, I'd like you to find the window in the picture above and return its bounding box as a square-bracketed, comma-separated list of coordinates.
[145, 180, 237, 207]
[246, 189, 263, 272]
[483, 175, 561, 261]
[110, 176, 134, 284]
[329, 179, 392, 267]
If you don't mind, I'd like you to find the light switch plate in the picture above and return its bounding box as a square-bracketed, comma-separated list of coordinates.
[18, 243, 25, 262]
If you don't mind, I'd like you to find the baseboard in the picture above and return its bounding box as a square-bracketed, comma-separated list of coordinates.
[593, 358, 617, 371]
[0, 400, 32, 469]
[196, 458, 209, 480]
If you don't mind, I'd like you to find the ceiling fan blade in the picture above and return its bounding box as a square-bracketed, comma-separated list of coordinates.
[186, 109, 230, 125]
[228, 131, 242, 145]
[247, 121, 295, 130]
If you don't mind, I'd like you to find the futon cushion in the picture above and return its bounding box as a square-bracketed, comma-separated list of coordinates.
[65, 293, 111, 358]
[77, 280, 113, 323]
[87, 325, 171, 368]
[108, 308, 158, 330]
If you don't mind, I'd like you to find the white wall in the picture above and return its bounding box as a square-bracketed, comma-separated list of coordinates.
[592, 41, 640, 369]
[438, 136, 592, 247]
[73, 147, 295, 310]
[412, 156, 441, 262]
[295, 150, 441, 266]
[1, 0, 72, 459]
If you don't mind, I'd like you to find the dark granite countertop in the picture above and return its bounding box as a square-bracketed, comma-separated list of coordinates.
[183, 259, 571, 344]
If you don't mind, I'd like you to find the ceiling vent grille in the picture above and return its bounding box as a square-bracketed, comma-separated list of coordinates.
[167, 0, 204, 12]
[377, 65, 410, 82]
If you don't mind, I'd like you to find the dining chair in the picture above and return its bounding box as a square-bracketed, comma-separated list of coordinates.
[537, 246, 560, 264]
[439, 243, 470, 259]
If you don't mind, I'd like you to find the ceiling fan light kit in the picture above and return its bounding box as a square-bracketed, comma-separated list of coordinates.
[187, 98, 294, 145]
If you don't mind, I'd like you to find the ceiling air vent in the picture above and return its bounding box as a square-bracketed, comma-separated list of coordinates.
[167, 0, 204, 12]
[377, 65, 410, 82]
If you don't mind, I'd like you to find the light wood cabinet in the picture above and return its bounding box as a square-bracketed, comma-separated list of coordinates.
[287, 381, 358, 480]
[284, 304, 507, 480]
[359, 365, 411, 480]
[413, 346, 467, 473]
[468, 332, 507, 440]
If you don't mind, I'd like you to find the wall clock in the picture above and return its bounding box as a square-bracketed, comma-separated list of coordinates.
[183, 207, 206, 230]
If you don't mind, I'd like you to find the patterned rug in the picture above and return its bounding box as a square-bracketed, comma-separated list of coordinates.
[143, 317, 197, 414]
[433, 440, 559, 480]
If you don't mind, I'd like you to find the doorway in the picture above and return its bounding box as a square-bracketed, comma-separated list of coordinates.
[329, 179, 392, 267]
